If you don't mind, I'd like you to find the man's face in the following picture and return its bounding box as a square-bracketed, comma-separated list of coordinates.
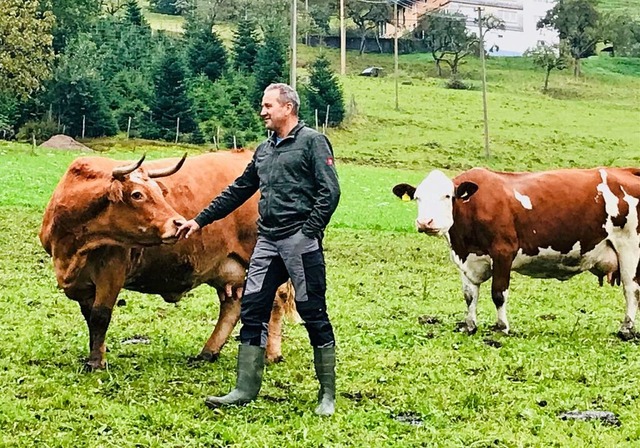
[260, 89, 292, 133]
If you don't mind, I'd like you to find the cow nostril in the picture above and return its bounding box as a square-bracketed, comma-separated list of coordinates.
[173, 218, 184, 227]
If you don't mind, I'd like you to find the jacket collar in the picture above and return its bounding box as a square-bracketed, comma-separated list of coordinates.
[269, 121, 306, 147]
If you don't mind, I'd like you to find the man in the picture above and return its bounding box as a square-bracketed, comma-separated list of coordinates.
[176, 83, 341, 416]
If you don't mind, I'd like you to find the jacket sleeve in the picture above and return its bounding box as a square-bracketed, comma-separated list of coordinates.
[301, 134, 341, 239]
[194, 155, 259, 228]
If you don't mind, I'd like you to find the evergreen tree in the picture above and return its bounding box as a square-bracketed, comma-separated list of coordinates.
[184, 14, 227, 82]
[123, 0, 148, 27]
[304, 54, 345, 127]
[148, 0, 178, 15]
[45, 33, 118, 137]
[147, 45, 196, 140]
[253, 24, 288, 106]
[232, 18, 260, 73]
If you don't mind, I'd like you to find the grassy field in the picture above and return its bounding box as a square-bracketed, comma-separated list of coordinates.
[1, 50, 640, 446]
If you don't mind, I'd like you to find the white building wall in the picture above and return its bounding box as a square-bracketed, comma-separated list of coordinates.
[444, 0, 558, 56]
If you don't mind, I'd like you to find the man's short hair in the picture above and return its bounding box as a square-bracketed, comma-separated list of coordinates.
[265, 83, 300, 116]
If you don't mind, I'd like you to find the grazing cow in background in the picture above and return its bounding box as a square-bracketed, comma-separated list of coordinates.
[40, 152, 295, 370]
[393, 167, 640, 339]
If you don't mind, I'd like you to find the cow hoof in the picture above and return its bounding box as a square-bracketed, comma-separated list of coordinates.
[84, 359, 106, 371]
[197, 351, 220, 363]
[617, 329, 637, 341]
[491, 323, 509, 334]
[266, 354, 284, 364]
[455, 321, 477, 335]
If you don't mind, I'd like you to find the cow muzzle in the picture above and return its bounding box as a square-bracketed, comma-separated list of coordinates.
[161, 217, 187, 244]
[416, 219, 440, 235]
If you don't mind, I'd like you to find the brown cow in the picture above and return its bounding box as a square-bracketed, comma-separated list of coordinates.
[40, 151, 294, 370]
[394, 167, 640, 339]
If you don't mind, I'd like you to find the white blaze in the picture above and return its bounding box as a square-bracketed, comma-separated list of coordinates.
[514, 190, 532, 210]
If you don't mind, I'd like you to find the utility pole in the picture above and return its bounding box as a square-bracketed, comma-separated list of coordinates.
[340, 0, 346, 75]
[305, 0, 309, 45]
[291, 0, 297, 90]
[477, 7, 490, 158]
[394, 0, 399, 111]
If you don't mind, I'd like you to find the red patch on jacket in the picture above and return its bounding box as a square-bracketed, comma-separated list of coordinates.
[326, 157, 334, 166]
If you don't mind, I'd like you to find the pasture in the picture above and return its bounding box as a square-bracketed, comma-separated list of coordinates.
[1, 53, 640, 447]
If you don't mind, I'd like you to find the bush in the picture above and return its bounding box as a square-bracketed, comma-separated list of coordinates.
[446, 76, 470, 90]
[16, 119, 58, 144]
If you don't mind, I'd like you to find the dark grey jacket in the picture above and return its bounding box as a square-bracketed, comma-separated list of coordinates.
[194, 122, 341, 240]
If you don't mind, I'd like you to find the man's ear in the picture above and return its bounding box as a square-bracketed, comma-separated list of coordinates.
[392, 183, 416, 200]
[455, 181, 479, 201]
[156, 181, 169, 196]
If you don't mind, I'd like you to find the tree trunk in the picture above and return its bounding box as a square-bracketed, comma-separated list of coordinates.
[374, 33, 383, 54]
[544, 68, 551, 93]
[359, 33, 366, 55]
[573, 57, 581, 77]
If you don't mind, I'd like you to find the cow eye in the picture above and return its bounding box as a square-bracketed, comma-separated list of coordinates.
[131, 191, 144, 200]
[444, 195, 452, 200]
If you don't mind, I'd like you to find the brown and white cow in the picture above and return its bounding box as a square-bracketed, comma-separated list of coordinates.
[393, 167, 640, 339]
[40, 151, 294, 370]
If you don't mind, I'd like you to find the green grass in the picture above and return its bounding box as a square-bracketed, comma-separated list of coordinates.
[2, 49, 640, 446]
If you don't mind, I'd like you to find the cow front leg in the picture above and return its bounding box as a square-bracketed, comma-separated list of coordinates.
[265, 282, 292, 363]
[85, 248, 127, 370]
[491, 256, 512, 334]
[617, 260, 640, 340]
[458, 274, 479, 334]
[199, 288, 241, 362]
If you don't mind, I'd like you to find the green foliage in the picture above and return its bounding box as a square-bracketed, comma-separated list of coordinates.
[303, 54, 345, 127]
[253, 24, 288, 106]
[45, 34, 118, 138]
[123, 0, 148, 27]
[49, 0, 101, 52]
[308, 0, 337, 34]
[231, 18, 260, 74]
[537, 0, 601, 76]
[15, 117, 58, 143]
[345, 0, 390, 54]
[524, 43, 571, 92]
[0, 0, 55, 99]
[146, 45, 197, 141]
[148, 0, 178, 15]
[184, 13, 227, 82]
[600, 11, 640, 56]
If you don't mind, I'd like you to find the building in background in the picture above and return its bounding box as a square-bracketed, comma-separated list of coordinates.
[388, 0, 559, 56]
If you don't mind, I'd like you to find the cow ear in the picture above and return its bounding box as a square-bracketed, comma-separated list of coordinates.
[107, 180, 124, 202]
[156, 181, 169, 196]
[455, 182, 478, 201]
[392, 183, 416, 200]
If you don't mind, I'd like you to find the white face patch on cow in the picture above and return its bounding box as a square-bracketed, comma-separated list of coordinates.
[514, 190, 532, 210]
[414, 170, 455, 235]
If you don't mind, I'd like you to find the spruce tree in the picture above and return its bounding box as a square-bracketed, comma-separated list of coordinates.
[253, 24, 288, 106]
[123, 0, 147, 27]
[147, 45, 196, 140]
[305, 53, 345, 127]
[184, 14, 227, 82]
[232, 18, 260, 74]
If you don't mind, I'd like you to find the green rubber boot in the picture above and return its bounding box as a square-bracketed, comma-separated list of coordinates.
[313, 346, 336, 416]
[205, 345, 265, 408]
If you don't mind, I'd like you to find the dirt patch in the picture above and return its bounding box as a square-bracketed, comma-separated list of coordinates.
[40, 135, 93, 152]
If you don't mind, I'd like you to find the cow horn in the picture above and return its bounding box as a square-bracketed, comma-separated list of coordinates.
[112, 154, 146, 178]
[147, 153, 187, 178]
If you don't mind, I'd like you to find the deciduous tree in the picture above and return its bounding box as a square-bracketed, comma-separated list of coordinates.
[524, 42, 570, 92]
[0, 0, 55, 98]
[537, 0, 600, 77]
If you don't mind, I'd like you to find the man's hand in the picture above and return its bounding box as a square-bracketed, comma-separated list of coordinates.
[176, 219, 201, 240]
